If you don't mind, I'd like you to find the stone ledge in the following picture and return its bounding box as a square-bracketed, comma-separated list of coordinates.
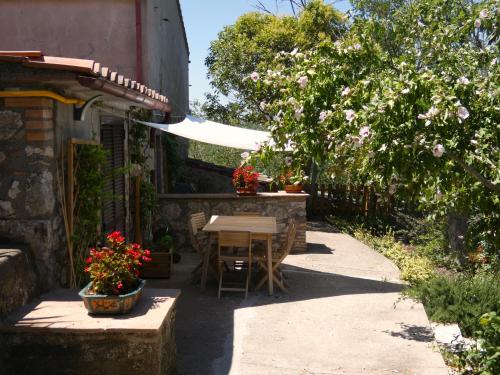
[0, 288, 180, 334]
[158, 191, 309, 200]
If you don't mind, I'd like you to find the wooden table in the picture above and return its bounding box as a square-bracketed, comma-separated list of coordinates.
[200, 215, 278, 295]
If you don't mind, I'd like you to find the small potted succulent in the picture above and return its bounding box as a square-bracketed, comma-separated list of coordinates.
[79, 231, 151, 314]
[232, 165, 260, 195]
[280, 157, 308, 193]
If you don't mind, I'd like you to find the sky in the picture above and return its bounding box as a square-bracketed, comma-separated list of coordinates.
[179, 0, 352, 104]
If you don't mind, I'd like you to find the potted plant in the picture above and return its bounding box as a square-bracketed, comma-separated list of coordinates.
[79, 231, 151, 314]
[141, 229, 175, 279]
[232, 165, 260, 195]
[280, 157, 308, 193]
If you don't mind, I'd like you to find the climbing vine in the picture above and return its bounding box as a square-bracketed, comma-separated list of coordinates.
[72, 144, 108, 287]
[128, 107, 157, 240]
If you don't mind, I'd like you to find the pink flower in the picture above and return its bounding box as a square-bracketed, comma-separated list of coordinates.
[457, 106, 469, 122]
[319, 111, 328, 123]
[294, 107, 303, 120]
[479, 9, 489, 19]
[344, 109, 356, 122]
[457, 76, 470, 85]
[432, 144, 445, 158]
[250, 72, 260, 82]
[351, 136, 363, 147]
[359, 126, 371, 138]
[297, 76, 308, 89]
[474, 19, 481, 28]
[285, 157, 293, 166]
[341, 87, 351, 96]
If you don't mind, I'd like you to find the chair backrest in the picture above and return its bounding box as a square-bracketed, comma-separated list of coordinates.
[278, 220, 297, 261]
[188, 212, 207, 253]
[218, 231, 252, 248]
[234, 211, 260, 217]
[189, 212, 206, 236]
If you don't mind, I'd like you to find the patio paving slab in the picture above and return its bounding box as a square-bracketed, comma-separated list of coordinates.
[147, 229, 448, 375]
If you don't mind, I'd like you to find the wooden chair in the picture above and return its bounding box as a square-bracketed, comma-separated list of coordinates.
[253, 220, 296, 292]
[217, 231, 252, 299]
[189, 212, 217, 281]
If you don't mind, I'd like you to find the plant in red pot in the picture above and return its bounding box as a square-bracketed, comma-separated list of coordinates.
[232, 165, 260, 195]
[79, 231, 152, 314]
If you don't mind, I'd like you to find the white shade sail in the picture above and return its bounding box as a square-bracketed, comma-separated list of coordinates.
[137, 115, 271, 151]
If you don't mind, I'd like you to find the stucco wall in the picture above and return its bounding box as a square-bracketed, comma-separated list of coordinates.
[0, 0, 137, 79]
[142, 0, 190, 119]
[0, 0, 189, 117]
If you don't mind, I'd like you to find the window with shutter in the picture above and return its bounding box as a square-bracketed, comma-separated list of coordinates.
[101, 123, 126, 235]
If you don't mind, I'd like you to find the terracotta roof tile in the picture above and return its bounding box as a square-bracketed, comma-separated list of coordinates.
[0, 51, 171, 112]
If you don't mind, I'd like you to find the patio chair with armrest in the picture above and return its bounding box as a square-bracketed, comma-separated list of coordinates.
[217, 231, 253, 299]
[189, 212, 218, 281]
[252, 219, 296, 292]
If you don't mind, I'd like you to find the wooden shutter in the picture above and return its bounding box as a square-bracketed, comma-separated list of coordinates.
[101, 123, 126, 235]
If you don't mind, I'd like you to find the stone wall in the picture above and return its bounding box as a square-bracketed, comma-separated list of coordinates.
[181, 158, 233, 193]
[0, 247, 39, 319]
[157, 192, 307, 253]
[0, 98, 66, 290]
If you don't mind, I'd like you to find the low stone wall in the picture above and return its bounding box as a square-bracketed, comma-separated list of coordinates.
[0, 288, 180, 375]
[0, 247, 39, 319]
[157, 192, 308, 253]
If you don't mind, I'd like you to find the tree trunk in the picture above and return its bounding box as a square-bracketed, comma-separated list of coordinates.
[307, 161, 318, 217]
[447, 212, 468, 265]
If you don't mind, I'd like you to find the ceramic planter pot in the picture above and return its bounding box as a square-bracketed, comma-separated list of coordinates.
[285, 184, 303, 193]
[79, 279, 146, 314]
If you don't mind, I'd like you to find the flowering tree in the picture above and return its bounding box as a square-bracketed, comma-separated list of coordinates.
[246, 0, 499, 258]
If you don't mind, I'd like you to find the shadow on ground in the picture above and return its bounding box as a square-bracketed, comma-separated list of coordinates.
[147, 242, 403, 375]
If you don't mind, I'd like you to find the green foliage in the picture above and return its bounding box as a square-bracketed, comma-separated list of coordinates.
[205, 1, 346, 123]
[243, 0, 499, 255]
[72, 144, 108, 287]
[353, 228, 435, 284]
[459, 312, 500, 374]
[162, 133, 184, 189]
[188, 139, 242, 168]
[156, 234, 174, 251]
[405, 272, 500, 337]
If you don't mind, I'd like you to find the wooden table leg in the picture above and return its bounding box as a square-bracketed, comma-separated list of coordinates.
[200, 232, 213, 292]
[267, 234, 273, 295]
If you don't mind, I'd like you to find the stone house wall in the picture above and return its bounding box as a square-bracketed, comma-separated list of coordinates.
[157, 192, 307, 254]
[0, 97, 66, 291]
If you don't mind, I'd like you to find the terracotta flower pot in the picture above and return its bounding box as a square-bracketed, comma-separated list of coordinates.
[79, 279, 145, 314]
[285, 184, 303, 193]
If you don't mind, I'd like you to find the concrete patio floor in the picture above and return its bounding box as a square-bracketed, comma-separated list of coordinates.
[147, 227, 448, 375]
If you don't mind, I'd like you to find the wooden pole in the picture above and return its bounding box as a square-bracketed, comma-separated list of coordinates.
[135, 175, 142, 245]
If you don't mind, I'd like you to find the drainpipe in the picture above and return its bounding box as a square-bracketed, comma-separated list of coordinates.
[135, 0, 144, 83]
